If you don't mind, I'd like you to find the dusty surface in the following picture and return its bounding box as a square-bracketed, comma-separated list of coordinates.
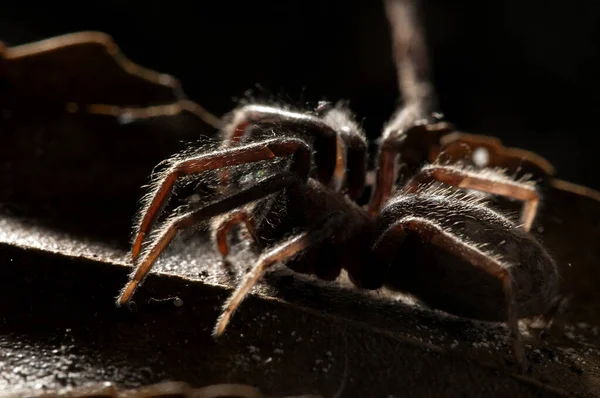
[0, 214, 596, 398]
[1, 179, 600, 397]
[1, 32, 600, 398]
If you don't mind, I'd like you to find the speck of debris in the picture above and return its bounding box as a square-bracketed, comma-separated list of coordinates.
[173, 297, 184, 307]
[247, 346, 259, 354]
[273, 348, 284, 355]
[264, 357, 272, 364]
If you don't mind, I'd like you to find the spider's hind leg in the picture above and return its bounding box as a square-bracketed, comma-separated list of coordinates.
[404, 164, 540, 231]
[373, 216, 528, 372]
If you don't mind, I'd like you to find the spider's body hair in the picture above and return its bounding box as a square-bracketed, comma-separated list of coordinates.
[376, 184, 558, 321]
[219, 101, 367, 198]
[428, 159, 540, 189]
[131, 136, 222, 244]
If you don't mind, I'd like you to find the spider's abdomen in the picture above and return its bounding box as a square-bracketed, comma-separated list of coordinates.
[376, 190, 559, 321]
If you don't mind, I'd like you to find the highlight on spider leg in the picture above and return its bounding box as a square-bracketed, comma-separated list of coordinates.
[404, 164, 540, 230]
[119, 220, 180, 306]
[121, 172, 306, 306]
[212, 235, 305, 337]
[131, 138, 310, 260]
[213, 213, 344, 337]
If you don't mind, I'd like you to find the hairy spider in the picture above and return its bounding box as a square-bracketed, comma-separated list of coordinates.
[116, 99, 557, 371]
[116, 0, 559, 373]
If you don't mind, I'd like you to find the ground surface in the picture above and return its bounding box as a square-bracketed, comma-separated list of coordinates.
[0, 110, 600, 398]
[1, 30, 600, 397]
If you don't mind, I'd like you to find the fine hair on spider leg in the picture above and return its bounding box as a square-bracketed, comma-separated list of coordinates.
[214, 212, 346, 337]
[403, 163, 541, 230]
[129, 137, 312, 260]
[118, 171, 306, 305]
[218, 101, 367, 199]
[372, 184, 559, 371]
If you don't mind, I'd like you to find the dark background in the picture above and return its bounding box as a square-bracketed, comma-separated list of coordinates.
[1, 0, 599, 189]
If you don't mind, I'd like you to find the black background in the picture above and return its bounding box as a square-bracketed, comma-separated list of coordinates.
[1, 0, 599, 188]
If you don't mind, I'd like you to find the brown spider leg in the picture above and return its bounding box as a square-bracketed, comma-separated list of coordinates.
[368, 104, 423, 217]
[219, 104, 339, 187]
[339, 129, 368, 200]
[118, 172, 305, 305]
[131, 138, 311, 260]
[404, 165, 540, 231]
[368, 0, 455, 216]
[368, 116, 450, 216]
[213, 210, 258, 259]
[373, 216, 527, 371]
[214, 212, 345, 337]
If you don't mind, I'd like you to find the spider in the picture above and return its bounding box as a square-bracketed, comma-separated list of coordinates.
[115, 0, 559, 373]
[116, 98, 557, 371]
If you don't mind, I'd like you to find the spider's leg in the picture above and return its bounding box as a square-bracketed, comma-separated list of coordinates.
[212, 210, 258, 259]
[213, 212, 346, 337]
[131, 138, 311, 260]
[404, 164, 540, 231]
[501, 270, 528, 372]
[368, 106, 421, 216]
[119, 172, 304, 305]
[339, 127, 368, 201]
[373, 216, 528, 372]
[367, 0, 452, 215]
[220, 105, 338, 186]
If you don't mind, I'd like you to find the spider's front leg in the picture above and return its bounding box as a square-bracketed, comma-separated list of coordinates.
[219, 105, 338, 188]
[220, 103, 368, 200]
[130, 138, 311, 260]
[119, 171, 305, 305]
